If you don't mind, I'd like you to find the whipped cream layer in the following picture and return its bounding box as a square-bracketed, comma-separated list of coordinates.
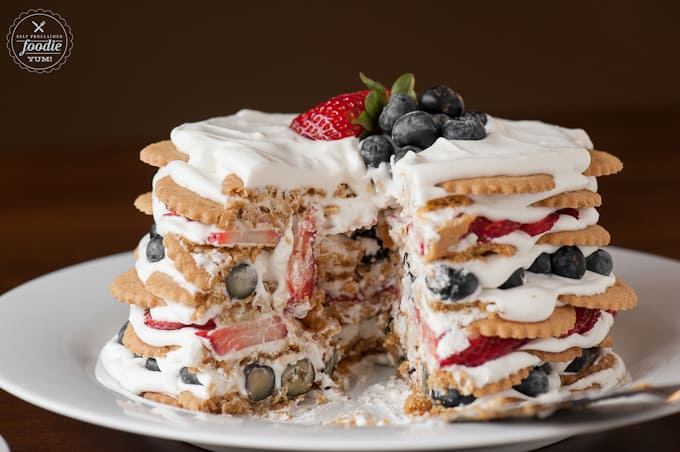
[392, 116, 593, 207]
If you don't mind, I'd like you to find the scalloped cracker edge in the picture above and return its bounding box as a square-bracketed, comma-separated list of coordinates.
[140, 140, 189, 167]
[467, 305, 576, 339]
[583, 150, 623, 177]
[559, 277, 637, 310]
[536, 224, 610, 246]
[531, 190, 602, 208]
[437, 174, 555, 195]
[110, 269, 165, 308]
[134, 192, 153, 215]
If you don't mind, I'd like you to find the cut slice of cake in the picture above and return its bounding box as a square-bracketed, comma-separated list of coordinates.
[100, 73, 636, 419]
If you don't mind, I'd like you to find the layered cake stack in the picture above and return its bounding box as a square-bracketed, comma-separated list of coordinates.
[100, 73, 636, 419]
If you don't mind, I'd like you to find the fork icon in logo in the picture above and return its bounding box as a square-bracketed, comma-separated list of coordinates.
[32, 20, 45, 32]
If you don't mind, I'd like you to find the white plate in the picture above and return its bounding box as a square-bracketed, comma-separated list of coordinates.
[0, 248, 679, 451]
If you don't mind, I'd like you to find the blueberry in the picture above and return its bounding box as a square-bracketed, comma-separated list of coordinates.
[418, 85, 464, 117]
[513, 366, 549, 397]
[180, 367, 202, 385]
[360, 135, 394, 168]
[393, 145, 422, 163]
[586, 249, 613, 276]
[145, 357, 160, 372]
[565, 348, 592, 373]
[551, 246, 586, 279]
[378, 93, 417, 133]
[426, 264, 478, 301]
[244, 364, 275, 401]
[116, 321, 129, 345]
[440, 117, 487, 140]
[146, 235, 165, 262]
[226, 263, 258, 299]
[391, 111, 438, 149]
[462, 110, 488, 125]
[149, 223, 159, 239]
[384, 315, 394, 335]
[431, 388, 476, 408]
[528, 253, 552, 274]
[498, 268, 525, 289]
[281, 358, 315, 397]
[431, 113, 451, 131]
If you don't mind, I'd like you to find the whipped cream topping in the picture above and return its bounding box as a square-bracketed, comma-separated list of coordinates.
[392, 116, 593, 207]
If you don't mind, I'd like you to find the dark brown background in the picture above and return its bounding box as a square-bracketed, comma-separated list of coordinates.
[2, 1, 680, 451]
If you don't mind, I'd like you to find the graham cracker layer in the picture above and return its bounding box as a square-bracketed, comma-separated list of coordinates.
[145, 271, 196, 305]
[527, 347, 582, 363]
[163, 233, 214, 290]
[437, 174, 555, 195]
[531, 190, 602, 208]
[559, 277, 637, 310]
[417, 195, 473, 214]
[583, 150, 623, 177]
[134, 192, 153, 215]
[111, 269, 165, 308]
[425, 214, 476, 262]
[536, 224, 610, 246]
[122, 323, 178, 357]
[467, 306, 576, 339]
[439, 243, 517, 264]
[155, 176, 224, 225]
[140, 140, 189, 167]
[561, 350, 617, 386]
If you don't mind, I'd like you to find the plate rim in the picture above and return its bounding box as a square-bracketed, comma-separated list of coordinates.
[0, 248, 679, 450]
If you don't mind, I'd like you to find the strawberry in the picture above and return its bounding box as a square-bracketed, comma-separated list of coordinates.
[207, 229, 281, 246]
[195, 315, 288, 356]
[286, 206, 317, 317]
[290, 90, 370, 140]
[439, 336, 527, 368]
[520, 208, 580, 236]
[290, 72, 416, 140]
[562, 307, 601, 337]
[468, 217, 520, 242]
[144, 309, 215, 331]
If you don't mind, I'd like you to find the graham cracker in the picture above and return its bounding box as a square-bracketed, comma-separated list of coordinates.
[425, 214, 476, 262]
[561, 350, 617, 386]
[417, 195, 473, 214]
[163, 233, 214, 290]
[145, 271, 196, 306]
[536, 224, 610, 246]
[429, 366, 531, 398]
[110, 269, 165, 308]
[559, 277, 637, 310]
[583, 150, 623, 177]
[140, 140, 189, 168]
[440, 243, 517, 264]
[530, 190, 602, 208]
[598, 335, 614, 348]
[155, 176, 224, 225]
[142, 391, 181, 408]
[527, 347, 582, 362]
[222, 173, 245, 195]
[122, 323, 178, 357]
[467, 305, 576, 339]
[437, 174, 555, 195]
[134, 192, 153, 215]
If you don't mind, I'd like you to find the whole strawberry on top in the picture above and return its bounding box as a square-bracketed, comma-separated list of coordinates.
[290, 73, 489, 170]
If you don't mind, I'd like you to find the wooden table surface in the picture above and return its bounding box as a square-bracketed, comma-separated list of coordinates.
[1, 111, 679, 451]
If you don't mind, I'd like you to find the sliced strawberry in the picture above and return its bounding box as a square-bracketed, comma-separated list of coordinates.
[195, 315, 288, 356]
[439, 336, 527, 368]
[207, 229, 281, 246]
[144, 309, 216, 331]
[290, 90, 370, 140]
[468, 217, 520, 242]
[163, 211, 181, 218]
[562, 307, 601, 337]
[286, 207, 317, 316]
[519, 213, 559, 236]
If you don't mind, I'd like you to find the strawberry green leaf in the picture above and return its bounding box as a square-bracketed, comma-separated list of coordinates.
[352, 111, 374, 132]
[364, 91, 382, 119]
[359, 73, 388, 105]
[391, 73, 416, 100]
